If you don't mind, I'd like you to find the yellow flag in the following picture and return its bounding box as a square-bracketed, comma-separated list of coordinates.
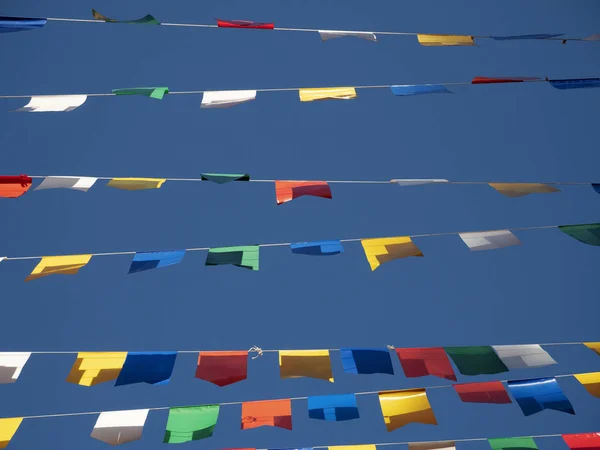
[417, 34, 475, 46]
[25, 254, 92, 282]
[66, 352, 127, 386]
[299, 87, 357, 102]
[574, 372, 600, 397]
[107, 178, 166, 190]
[361, 236, 423, 271]
[279, 350, 334, 382]
[330, 446, 377, 450]
[0, 418, 23, 449]
[489, 183, 560, 198]
[379, 389, 437, 431]
[584, 342, 600, 356]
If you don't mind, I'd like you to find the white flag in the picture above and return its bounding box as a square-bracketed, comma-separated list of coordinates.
[0, 353, 32, 384]
[0, 257, 5, 263]
[16, 95, 87, 112]
[459, 230, 521, 251]
[35, 176, 98, 192]
[391, 179, 449, 186]
[201, 90, 256, 108]
[492, 344, 557, 369]
[319, 30, 377, 42]
[91, 409, 150, 445]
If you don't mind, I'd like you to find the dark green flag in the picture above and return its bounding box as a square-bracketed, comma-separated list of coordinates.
[558, 223, 600, 246]
[488, 438, 538, 450]
[163, 405, 220, 443]
[205, 246, 259, 271]
[92, 9, 160, 25]
[112, 87, 169, 100]
[200, 173, 250, 184]
[444, 346, 508, 375]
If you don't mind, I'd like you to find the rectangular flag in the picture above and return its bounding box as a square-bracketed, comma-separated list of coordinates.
[417, 34, 475, 46]
[361, 237, 423, 271]
[201, 90, 257, 108]
[378, 389, 437, 431]
[66, 352, 127, 386]
[195, 351, 248, 387]
[585, 342, 600, 356]
[275, 181, 332, 205]
[0, 175, 32, 198]
[25, 254, 92, 282]
[205, 246, 260, 271]
[459, 230, 521, 251]
[0, 418, 23, 449]
[574, 372, 600, 397]
[559, 224, 600, 246]
[113, 87, 169, 99]
[444, 346, 509, 376]
[279, 350, 334, 382]
[241, 399, 292, 430]
[489, 182, 559, 198]
[549, 78, 600, 90]
[395, 347, 456, 381]
[471, 76, 539, 84]
[330, 446, 376, 450]
[562, 433, 600, 450]
[91, 409, 150, 445]
[409, 442, 455, 450]
[164, 405, 220, 443]
[217, 19, 274, 29]
[488, 438, 538, 450]
[318, 30, 377, 42]
[128, 251, 185, 274]
[299, 87, 357, 102]
[308, 394, 359, 421]
[290, 240, 343, 256]
[35, 176, 98, 192]
[340, 348, 394, 375]
[0, 16, 46, 33]
[201, 173, 250, 184]
[16, 95, 87, 112]
[453, 381, 512, 404]
[114, 352, 177, 386]
[107, 178, 166, 190]
[507, 377, 575, 416]
[390, 85, 451, 96]
[492, 344, 557, 369]
[0, 353, 31, 384]
[92, 9, 159, 25]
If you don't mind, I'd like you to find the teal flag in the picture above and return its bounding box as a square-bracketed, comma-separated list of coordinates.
[205, 246, 259, 271]
[444, 346, 508, 375]
[559, 223, 600, 246]
[200, 173, 250, 184]
[112, 87, 169, 100]
[92, 9, 160, 25]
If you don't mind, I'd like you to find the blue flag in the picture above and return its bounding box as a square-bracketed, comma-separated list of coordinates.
[340, 348, 394, 374]
[128, 250, 185, 274]
[507, 377, 575, 416]
[308, 394, 359, 421]
[115, 352, 178, 386]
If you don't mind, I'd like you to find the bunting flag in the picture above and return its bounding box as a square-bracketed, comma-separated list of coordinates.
[91, 409, 150, 445]
[392, 179, 449, 185]
[66, 352, 127, 386]
[574, 372, 600, 397]
[409, 441, 455, 450]
[0, 257, 5, 263]
[549, 78, 600, 90]
[201, 173, 250, 184]
[0, 16, 46, 33]
[0, 353, 31, 384]
[195, 351, 248, 386]
[471, 76, 539, 84]
[0, 175, 32, 198]
[92, 9, 160, 25]
[330, 446, 376, 450]
[417, 34, 475, 46]
[453, 381, 512, 404]
[290, 240, 344, 256]
[488, 438, 538, 450]
[241, 399, 292, 430]
[205, 246, 260, 271]
[562, 433, 600, 450]
[390, 85, 452, 96]
[593, 184, 600, 194]
[201, 91, 257, 108]
[114, 352, 177, 386]
[491, 33, 564, 40]
[361, 237, 423, 271]
[279, 350, 334, 382]
[318, 30, 377, 42]
[492, 344, 557, 369]
[128, 251, 186, 274]
[163, 405, 220, 443]
[34, 176, 97, 192]
[299, 87, 357, 102]
[106, 178, 166, 190]
[308, 394, 359, 421]
[444, 346, 509, 376]
[395, 347, 457, 381]
[458, 230, 521, 251]
[489, 183, 560, 197]
[0, 418, 22, 449]
[25, 254, 93, 282]
[217, 19, 274, 29]
[275, 180, 332, 204]
[506, 377, 575, 416]
[15, 95, 87, 112]
[558, 224, 600, 246]
[113, 87, 169, 99]
[340, 348, 394, 375]
[378, 389, 437, 431]
[585, 342, 600, 356]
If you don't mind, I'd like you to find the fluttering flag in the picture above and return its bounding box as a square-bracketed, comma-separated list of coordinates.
[444, 346, 509, 376]
[0, 418, 22, 449]
[409, 441, 455, 450]
[489, 182, 559, 198]
[574, 372, 600, 397]
[318, 30, 377, 42]
[217, 19, 274, 29]
[330, 446, 376, 450]
[459, 230, 521, 251]
[299, 87, 357, 102]
[279, 350, 334, 382]
[107, 178, 166, 190]
[91, 409, 150, 445]
[593, 184, 600, 194]
[471, 76, 539, 84]
[114, 352, 177, 386]
[507, 377, 575, 416]
[15, 95, 87, 112]
[417, 34, 475, 46]
[390, 85, 452, 96]
[0, 175, 32, 198]
[488, 437, 538, 450]
[395, 347, 457, 381]
[0, 353, 31, 384]
[66, 352, 127, 386]
[453, 381, 512, 404]
[275, 181, 332, 204]
[25, 254, 93, 282]
[391, 179, 449, 185]
[195, 351, 248, 386]
[163, 405, 220, 443]
[290, 240, 344, 256]
[361, 237, 423, 271]
[92, 9, 160, 25]
[492, 344, 557, 369]
[562, 433, 600, 450]
[308, 394, 359, 421]
[0, 16, 46, 33]
[35, 176, 97, 192]
[201, 173, 250, 184]
[241, 399, 292, 430]
[584, 342, 600, 356]
[378, 389, 437, 431]
[201, 91, 257, 108]
[491, 34, 563, 40]
[113, 87, 169, 100]
[0, 257, 5, 263]
[205, 246, 260, 271]
[128, 251, 186, 274]
[340, 348, 394, 375]
[558, 223, 600, 246]
[549, 78, 600, 90]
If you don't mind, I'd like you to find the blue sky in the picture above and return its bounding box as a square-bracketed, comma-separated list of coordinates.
[0, 0, 599, 449]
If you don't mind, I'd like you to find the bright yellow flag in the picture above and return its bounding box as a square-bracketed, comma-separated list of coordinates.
[0, 418, 23, 449]
[574, 372, 600, 397]
[330, 446, 377, 450]
[299, 87, 357, 102]
[279, 350, 334, 382]
[489, 183, 560, 198]
[107, 178, 166, 190]
[584, 342, 600, 356]
[361, 236, 423, 271]
[25, 254, 92, 282]
[66, 352, 127, 386]
[379, 389, 437, 431]
[417, 34, 475, 46]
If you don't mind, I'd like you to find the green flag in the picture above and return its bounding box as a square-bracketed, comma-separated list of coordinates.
[488, 438, 538, 450]
[112, 87, 169, 100]
[200, 173, 250, 184]
[205, 246, 259, 271]
[558, 223, 600, 246]
[163, 405, 220, 444]
[444, 346, 508, 375]
[92, 9, 160, 25]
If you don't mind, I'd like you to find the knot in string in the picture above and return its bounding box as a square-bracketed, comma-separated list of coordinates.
[248, 345, 263, 359]
[386, 344, 396, 350]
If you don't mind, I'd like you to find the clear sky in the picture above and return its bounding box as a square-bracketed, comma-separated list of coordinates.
[0, 0, 599, 449]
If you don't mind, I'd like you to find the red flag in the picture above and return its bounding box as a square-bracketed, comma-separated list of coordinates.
[563, 434, 600, 450]
[217, 19, 274, 30]
[471, 76, 540, 84]
[275, 181, 332, 205]
[195, 351, 247, 387]
[0, 174, 32, 198]
[453, 381, 512, 404]
[395, 347, 457, 381]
